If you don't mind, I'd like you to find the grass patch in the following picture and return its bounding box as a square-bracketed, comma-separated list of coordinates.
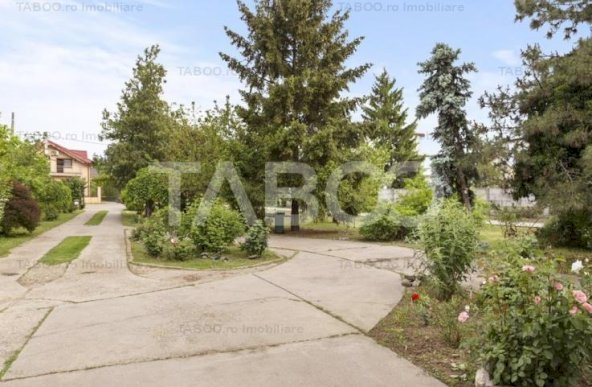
[369, 287, 474, 387]
[39, 236, 92, 265]
[85, 211, 108, 226]
[130, 239, 284, 270]
[479, 223, 592, 271]
[121, 210, 140, 227]
[0, 211, 82, 258]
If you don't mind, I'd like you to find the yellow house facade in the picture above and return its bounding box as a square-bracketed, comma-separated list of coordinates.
[44, 140, 101, 203]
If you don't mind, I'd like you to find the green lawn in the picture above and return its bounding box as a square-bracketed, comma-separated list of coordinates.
[0, 211, 82, 257]
[130, 240, 285, 270]
[85, 211, 108, 226]
[39, 236, 92, 265]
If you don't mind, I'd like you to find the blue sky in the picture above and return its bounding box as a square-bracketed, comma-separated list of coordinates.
[0, 0, 580, 158]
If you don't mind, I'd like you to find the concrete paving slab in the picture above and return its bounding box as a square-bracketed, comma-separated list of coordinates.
[320, 245, 416, 262]
[0, 306, 50, 371]
[257, 252, 402, 332]
[0, 204, 445, 386]
[5, 275, 356, 379]
[269, 235, 373, 252]
[0, 335, 445, 387]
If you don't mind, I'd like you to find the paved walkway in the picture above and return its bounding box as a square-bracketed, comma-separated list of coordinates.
[0, 203, 444, 386]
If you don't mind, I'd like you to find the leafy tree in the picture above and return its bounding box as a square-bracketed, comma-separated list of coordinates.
[0, 125, 50, 198]
[0, 124, 55, 225]
[166, 98, 244, 208]
[2, 182, 41, 235]
[515, 0, 592, 39]
[100, 45, 173, 189]
[481, 3, 592, 247]
[220, 0, 371, 222]
[121, 167, 169, 217]
[416, 43, 479, 209]
[362, 69, 420, 180]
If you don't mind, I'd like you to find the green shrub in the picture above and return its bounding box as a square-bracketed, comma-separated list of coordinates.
[43, 207, 60, 221]
[143, 231, 165, 257]
[394, 174, 433, 216]
[135, 208, 170, 256]
[241, 220, 269, 257]
[64, 177, 86, 209]
[38, 180, 72, 220]
[189, 201, 245, 253]
[161, 236, 196, 261]
[478, 255, 592, 387]
[417, 199, 479, 300]
[537, 210, 592, 250]
[1, 182, 41, 235]
[360, 204, 416, 241]
[471, 197, 491, 226]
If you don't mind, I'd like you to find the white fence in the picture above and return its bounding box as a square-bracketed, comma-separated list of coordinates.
[379, 187, 537, 208]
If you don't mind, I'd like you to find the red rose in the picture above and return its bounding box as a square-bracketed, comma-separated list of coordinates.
[411, 293, 420, 302]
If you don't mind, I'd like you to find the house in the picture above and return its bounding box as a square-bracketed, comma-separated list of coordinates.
[44, 140, 101, 203]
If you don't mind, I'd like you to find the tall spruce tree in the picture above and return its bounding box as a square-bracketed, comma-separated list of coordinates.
[362, 69, 420, 179]
[100, 45, 172, 189]
[220, 0, 370, 226]
[416, 43, 478, 210]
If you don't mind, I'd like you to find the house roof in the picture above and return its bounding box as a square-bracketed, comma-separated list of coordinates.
[46, 140, 92, 165]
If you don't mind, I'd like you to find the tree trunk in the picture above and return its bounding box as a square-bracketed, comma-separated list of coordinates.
[145, 200, 154, 218]
[291, 199, 300, 232]
[456, 169, 472, 211]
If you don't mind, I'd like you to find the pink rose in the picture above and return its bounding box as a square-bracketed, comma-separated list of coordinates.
[534, 296, 542, 305]
[582, 303, 592, 314]
[457, 311, 470, 323]
[573, 290, 588, 304]
[522, 265, 536, 273]
[554, 282, 564, 291]
[569, 306, 579, 316]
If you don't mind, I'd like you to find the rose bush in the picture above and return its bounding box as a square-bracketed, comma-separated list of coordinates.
[478, 254, 592, 387]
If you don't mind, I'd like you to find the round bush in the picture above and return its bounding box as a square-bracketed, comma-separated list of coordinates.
[190, 201, 245, 253]
[1, 182, 41, 235]
[241, 220, 269, 257]
[360, 205, 415, 241]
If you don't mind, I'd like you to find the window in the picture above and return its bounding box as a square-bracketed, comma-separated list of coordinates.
[56, 159, 72, 173]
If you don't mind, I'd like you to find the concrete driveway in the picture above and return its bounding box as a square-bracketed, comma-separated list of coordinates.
[0, 203, 444, 386]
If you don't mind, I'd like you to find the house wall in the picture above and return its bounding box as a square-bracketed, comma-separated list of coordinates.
[47, 146, 92, 197]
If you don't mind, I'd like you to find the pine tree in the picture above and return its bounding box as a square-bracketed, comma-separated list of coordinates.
[362, 69, 420, 182]
[416, 43, 478, 210]
[100, 45, 173, 189]
[220, 0, 371, 225]
[480, 2, 592, 248]
[515, 0, 592, 39]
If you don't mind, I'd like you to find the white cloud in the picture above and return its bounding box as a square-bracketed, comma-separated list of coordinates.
[492, 49, 522, 67]
[0, 1, 239, 157]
